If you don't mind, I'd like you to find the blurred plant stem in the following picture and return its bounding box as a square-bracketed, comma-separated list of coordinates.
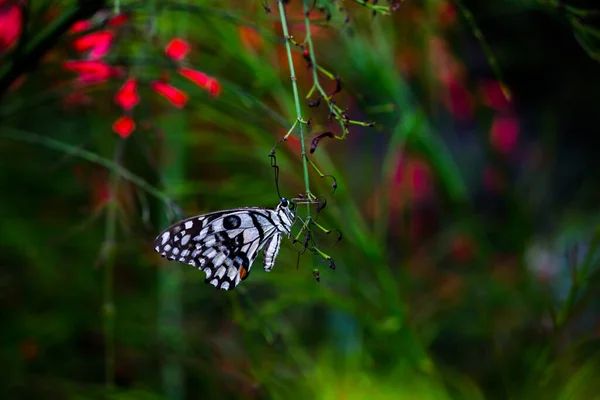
[156, 109, 186, 400]
[102, 141, 124, 390]
[556, 228, 600, 328]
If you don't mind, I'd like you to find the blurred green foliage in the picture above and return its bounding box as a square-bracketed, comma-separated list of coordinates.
[1, 0, 600, 399]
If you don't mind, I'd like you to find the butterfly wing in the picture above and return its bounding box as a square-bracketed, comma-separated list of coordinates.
[262, 232, 282, 272]
[154, 207, 283, 290]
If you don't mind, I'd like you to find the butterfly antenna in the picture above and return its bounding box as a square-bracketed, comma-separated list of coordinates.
[269, 152, 283, 200]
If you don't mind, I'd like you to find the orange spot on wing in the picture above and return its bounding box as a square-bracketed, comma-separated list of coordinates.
[239, 266, 248, 280]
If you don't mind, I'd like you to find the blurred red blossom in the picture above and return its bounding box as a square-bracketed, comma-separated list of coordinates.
[445, 81, 473, 121]
[490, 115, 519, 154]
[0, 0, 22, 53]
[73, 31, 114, 59]
[112, 116, 136, 138]
[392, 156, 434, 204]
[151, 81, 188, 108]
[63, 60, 115, 83]
[114, 78, 139, 110]
[409, 160, 433, 201]
[239, 25, 264, 52]
[480, 80, 511, 111]
[435, 0, 457, 28]
[165, 38, 190, 61]
[70, 20, 91, 34]
[108, 13, 128, 26]
[179, 67, 222, 96]
[63, 25, 218, 137]
[62, 90, 93, 110]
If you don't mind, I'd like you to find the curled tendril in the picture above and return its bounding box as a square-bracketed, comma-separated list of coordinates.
[326, 228, 343, 244]
[310, 131, 334, 153]
[322, 174, 337, 193]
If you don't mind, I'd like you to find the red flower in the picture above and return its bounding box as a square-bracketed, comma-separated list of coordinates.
[114, 78, 139, 110]
[73, 31, 114, 59]
[0, 1, 22, 53]
[480, 80, 511, 111]
[179, 67, 209, 87]
[112, 116, 135, 138]
[70, 20, 91, 34]
[151, 81, 188, 108]
[207, 79, 222, 96]
[179, 67, 222, 96]
[64, 60, 113, 83]
[445, 81, 473, 121]
[108, 13, 129, 26]
[490, 115, 519, 155]
[165, 38, 190, 61]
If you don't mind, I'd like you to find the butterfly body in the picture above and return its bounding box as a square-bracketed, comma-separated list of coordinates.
[154, 198, 295, 290]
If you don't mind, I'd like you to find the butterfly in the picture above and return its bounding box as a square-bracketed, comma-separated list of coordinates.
[153, 198, 296, 290]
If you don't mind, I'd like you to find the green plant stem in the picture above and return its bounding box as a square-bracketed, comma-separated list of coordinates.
[555, 229, 600, 328]
[301, 9, 347, 136]
[277, 0, 312, 216]
[0, 128, 174, 209]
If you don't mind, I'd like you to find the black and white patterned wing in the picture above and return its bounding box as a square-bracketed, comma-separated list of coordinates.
[262, 232, 282, 272]
[154, 207, 287, 290]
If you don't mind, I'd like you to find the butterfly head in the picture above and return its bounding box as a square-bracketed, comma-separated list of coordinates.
[276, 197, 296, 233]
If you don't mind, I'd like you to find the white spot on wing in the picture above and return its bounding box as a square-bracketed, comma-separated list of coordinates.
[185, 221, 194, 229]
[161, 232, 170, 245]
[172, 247, 179, 255]
[220, 281, 230, 290]
[204, 267, 212, 278]
[212, 253, 226, 268]
[203, 248, 217, 259]
[164, 244, 172, 252]
[227, 266, 237, 280]
[181, 234, 191, 246]
[216, 266, 226, 278]
[209, 279, 218, 287]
